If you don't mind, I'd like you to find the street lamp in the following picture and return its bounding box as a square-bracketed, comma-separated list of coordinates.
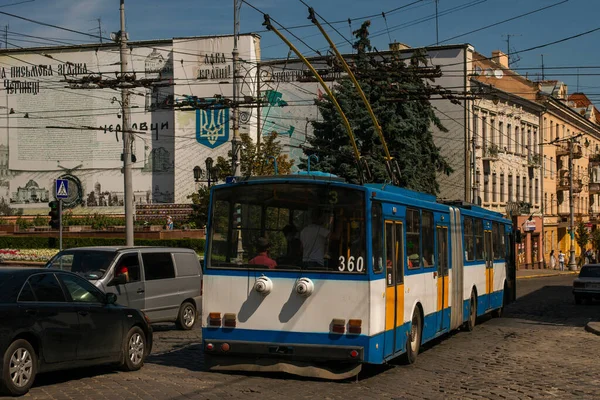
[193, 157, 219, 189]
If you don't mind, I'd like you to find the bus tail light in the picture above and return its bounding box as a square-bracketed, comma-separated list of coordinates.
[209, 312, 221, 326]
[348, 319, 362, 334]
[350, 350, 359, 358]
[206, 343, 214, 351]
[331, 318, 345, 334]
[223, 313, 237, 327]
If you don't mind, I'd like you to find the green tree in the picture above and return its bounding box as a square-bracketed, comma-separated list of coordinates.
[591, 228, 600, 262]
[188, 185, 211, 229]
[575, 221, 590, 266]
[300, 21, 451, 193]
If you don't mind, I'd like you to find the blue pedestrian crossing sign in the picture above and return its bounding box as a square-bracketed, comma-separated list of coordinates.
[56, 179, 69, 199]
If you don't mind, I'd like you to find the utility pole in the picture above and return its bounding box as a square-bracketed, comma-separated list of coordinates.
[472, 114, 477, 204]
[435, 0, 439, 46]
[231, 0, 241, 176]
[119, 0, 134, 246]
[568, 139, 577, 270]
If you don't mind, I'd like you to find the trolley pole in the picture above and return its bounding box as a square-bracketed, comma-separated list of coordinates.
[231, 0, 241, 177]
[568, 139, 577, 270]
[119, 0, 134, 246]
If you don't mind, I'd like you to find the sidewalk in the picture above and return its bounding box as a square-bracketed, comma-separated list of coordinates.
[516, 268, 578, 280]
[585, 321, 600, 336]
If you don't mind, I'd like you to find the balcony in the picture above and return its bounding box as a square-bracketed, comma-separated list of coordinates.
[555, 143, 582, 159]
[589, 153, 600, 167]
[590, 182, 600, 194]
[527, 154, 541, 169]
[557, 176, 583, 193]
[482, 144, 500, 161]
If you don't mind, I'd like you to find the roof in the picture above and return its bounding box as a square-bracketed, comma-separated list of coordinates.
[57, 246, 197, 253]
[568, 93, 600, 125]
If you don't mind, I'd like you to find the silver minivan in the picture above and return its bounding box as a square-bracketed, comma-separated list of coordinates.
[45, 246, 202, 330]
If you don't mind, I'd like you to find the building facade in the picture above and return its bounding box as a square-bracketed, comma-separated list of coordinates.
[0, 34, 260, 215]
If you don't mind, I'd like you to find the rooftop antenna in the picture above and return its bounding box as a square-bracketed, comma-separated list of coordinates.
[502, 33, 521, 68]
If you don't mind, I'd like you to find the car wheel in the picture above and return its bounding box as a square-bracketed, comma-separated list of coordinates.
[1, 339, 37, 396]
[464, 292, 477, 332]
[121, 327, 146, 371]
[403, 308, 422, 364]
[176, 302, 197, 330]
[575, 295, 582, 305]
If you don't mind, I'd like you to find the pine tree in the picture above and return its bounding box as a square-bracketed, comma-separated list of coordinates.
[301, 21, 452, 194]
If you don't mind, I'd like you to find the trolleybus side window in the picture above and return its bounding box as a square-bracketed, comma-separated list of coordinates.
[475, 219, 484, 260]
[385, 223, 394, 285]
[372, 202, 384, 274]
[395, 223, 404, 284]
[493, 222, 502, 260]
[422, 211, 435, 267]
[464, 217, 475, 261]
[407, 208, 421, 269]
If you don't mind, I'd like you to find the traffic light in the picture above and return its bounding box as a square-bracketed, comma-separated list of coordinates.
[48, 200, 60, 230]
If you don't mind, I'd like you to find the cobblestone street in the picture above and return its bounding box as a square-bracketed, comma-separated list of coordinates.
[6, 275, 600, 400]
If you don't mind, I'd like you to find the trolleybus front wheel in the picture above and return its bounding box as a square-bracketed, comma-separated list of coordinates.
[404, 308, 422, 364]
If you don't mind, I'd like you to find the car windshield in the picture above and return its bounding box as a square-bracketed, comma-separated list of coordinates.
[46, 250, 117, 280]
[207, 182, 366, 273]
[579, 266, 600, 278]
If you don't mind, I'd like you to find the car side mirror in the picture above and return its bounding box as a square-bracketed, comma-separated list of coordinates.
[105, 292, 117, 305]
[108, 274, 127, 286]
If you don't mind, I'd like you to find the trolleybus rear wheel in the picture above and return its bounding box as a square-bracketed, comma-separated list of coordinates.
[404, 308, 422, 364]
[464, 292, 477, 332]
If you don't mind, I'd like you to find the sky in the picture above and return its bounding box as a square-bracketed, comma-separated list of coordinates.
[1, 0, 599, 101]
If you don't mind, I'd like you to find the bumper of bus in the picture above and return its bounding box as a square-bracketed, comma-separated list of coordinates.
[203, 339, 364, 362]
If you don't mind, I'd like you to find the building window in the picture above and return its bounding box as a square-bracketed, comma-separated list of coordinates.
[523, 177, 527, 203]
[544, 118, 548, 141]
[521, 124, 526, 156]
[533, 129, 538, 156]
[551, 193, 555, 215]
[516, 175, 520, 201]
[473, 113, 479, 148]
[534, 178, 538, 205]
[500, 173, 505, 202]
[499, 121, 504, 150]
[515, 126, 520, 155]
[492, 173, 497, 203]
[544, 156, 547, 178]
[527, 126, 532, 158]
[508, 174, 513, 201]
[550, 157, 554, 178]
[507, 124, 512, 152]
[482, 116, 487, 151]
[544, 192, 548, 212]
[551, 120, 555, 140]
[484, 172, 490, 203]
[490, 118, 495, 146]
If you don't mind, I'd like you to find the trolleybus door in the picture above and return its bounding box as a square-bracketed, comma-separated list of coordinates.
[484, 229, 494, 310]
[384, 221, 405, 358]
[436, 226, 449, 332]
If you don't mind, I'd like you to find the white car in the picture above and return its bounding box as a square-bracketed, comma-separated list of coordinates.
[573, 264, 600, 304]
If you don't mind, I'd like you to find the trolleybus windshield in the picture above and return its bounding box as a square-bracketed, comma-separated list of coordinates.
[208, 183, 366, 273]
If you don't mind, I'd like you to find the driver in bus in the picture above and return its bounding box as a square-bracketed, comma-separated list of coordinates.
[300, 208, 341, 269]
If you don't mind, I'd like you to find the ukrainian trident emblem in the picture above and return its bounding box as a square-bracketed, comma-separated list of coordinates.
[196, 107, 229, 148]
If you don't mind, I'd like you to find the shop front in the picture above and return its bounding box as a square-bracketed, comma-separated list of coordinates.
[543, 217, 559, 269]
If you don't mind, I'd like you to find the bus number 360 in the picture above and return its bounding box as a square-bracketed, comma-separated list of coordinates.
[338, 256, 364, 272]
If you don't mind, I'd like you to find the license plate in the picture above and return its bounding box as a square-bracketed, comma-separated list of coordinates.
[587, 283, 600, 289]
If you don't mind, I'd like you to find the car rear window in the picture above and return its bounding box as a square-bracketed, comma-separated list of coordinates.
[173, 253, 201, 277]
[579, 266, 600, 278]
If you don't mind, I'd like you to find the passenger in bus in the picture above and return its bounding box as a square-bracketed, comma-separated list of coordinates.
[300, 208, 339, 268]
[249, 237, 277, 269]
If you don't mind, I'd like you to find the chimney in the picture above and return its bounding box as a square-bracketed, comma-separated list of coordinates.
[389, 41, 411, 51]
[491, 50, 509, 69]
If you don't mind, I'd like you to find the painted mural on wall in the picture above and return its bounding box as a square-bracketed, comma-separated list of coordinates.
[0, 35, 259, 213]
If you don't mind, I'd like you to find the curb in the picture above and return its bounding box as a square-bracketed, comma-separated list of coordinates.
[516, 271, 578, 280]
[585, 322, 600, 336]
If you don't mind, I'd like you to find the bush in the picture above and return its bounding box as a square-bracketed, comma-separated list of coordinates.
[0, 237, 205, 254]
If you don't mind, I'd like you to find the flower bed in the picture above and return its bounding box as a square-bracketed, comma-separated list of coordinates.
[0, 248, 59, 263]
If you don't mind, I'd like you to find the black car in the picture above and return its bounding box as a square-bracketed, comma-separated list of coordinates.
[0, 268, 153, 396]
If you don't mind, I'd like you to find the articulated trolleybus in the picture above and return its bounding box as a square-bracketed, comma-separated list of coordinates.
[202, 173, 516, 379]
